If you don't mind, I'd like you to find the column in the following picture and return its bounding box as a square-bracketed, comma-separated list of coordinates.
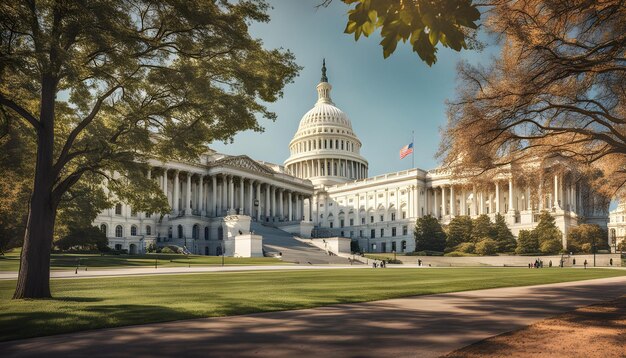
[288, 191, 293, 221]
[221, 176, 227, 214]
[461, 189, 466, 216]
[572, 183, 577, 214]
[279, 189, 284, 218]
[248, 180, 254, 216]
[186, 173, 191, 215]
[227, 175, 233, 211]
[471, 186, 477, 216]
[255, 182, 261, 221]
[553, 175, 560, 209]
[265, 184, 271, 218]
[434, 187, 439, 218]
[239, 177, 245, 214]
[495, 181, 500, 214]
[526, 187, 531, 211]
[163, 169, 169, 207]
[441, 186, 447, 216]
[479, 191, 484, 215]
[450, 185, 456, 217]
[508, 178, 514, 213]
[271, 186, 276, 218]
[199, 175, 204, 215]
[211, 176, 217, 217]
[173, 170, 180, 214]
[296, 194, 301, 221]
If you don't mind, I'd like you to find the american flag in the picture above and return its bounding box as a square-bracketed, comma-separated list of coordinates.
[399, 142, 413, 159]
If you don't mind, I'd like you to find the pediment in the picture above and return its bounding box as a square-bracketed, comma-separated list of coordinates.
[212, 155, 274, 175]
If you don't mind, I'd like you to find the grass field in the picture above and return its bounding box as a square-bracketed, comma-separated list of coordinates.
[1, 267, 624, 342]
[0, 250, 287, 271]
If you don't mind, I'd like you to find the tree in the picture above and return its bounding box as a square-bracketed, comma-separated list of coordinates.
[493, 214, 516, 253]
[533, 212, 563, 254]
[568, 224, 609, 254]
[56, 226, 108, 252]
[1, 1, 299, 299]
[471, 214, 494, 243]
[321, 0, 481, 65]
[414, 215, 446, 252]
[475, 238, 497, 256]
[445, 215, 472, 251]
[456, 242, 475, 254]
[516, 229, 538, 255]
[439, 1, 626, 200]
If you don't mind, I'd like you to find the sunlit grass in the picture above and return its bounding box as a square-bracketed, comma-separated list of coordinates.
[1, 267, 624, 342]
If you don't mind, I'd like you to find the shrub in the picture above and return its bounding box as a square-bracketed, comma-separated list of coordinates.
[414, 215, 446, 252]
[475, 238, 498, 256]
[445, 216, 473, 251]
[456, 242, 476, 254]
[56, 226, 109, 252]
[516, 229, 538, 254]
[160, 247, 175, 254]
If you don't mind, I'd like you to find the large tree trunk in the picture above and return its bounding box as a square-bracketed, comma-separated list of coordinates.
[13, 75, 57, 299]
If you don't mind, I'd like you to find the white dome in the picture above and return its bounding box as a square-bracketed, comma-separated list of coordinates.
[284, 60, 368, 187]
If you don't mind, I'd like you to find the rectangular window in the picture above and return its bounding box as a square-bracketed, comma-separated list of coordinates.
[380, 228, 384, 237]
[402, 212, 406, 219]
[350, 231, 354, 238]
[340, 219, 345, 228]
[341, 231, 344, 237]
[359, 230, 363, 237]
[330, 222, 334, 228]
[391, 213, 396, 221]
[370, 216, 374, 223]
[392, 241, 397, 252]
[349, 218, 354, 226]
[361, 217, 365, 224]
[380, 215, 384, 222]
[402, 226, 408, 236]
[370, 229, 375, 238]
[392, 227, 396, 237]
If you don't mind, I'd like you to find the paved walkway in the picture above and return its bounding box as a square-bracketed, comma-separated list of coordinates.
[0, 264, 366, 280]
[3, 276, 626, 358]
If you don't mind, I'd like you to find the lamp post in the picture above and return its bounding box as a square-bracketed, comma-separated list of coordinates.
[593, 235, 596, 267]
[254, 199, 259, 221]
[221, 241, 225, 267]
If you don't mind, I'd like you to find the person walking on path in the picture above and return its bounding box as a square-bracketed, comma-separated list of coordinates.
[584, 260, 588, 269]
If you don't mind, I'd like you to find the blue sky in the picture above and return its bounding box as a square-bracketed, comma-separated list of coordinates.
[211, 0, 498, 176]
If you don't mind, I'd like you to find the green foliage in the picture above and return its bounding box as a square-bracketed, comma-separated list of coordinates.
[445, 216, 473, 251]
[516, 229, 539, 254]
[493, 214, 516, 253]
[414, 215, 446, 252]
[456, 242, 475, 254]
[475, 238, 498, 256]
[55, 226, 108, 252]
[617, 241, 626, 251]
[567, 224, 609, 254]
[160, 247, 177, 254]
[471, 214, 494, 243]
[533, 212, 563, 254]
[342, 0, 481, 65]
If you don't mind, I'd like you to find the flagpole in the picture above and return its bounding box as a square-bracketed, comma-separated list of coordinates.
[411, 130, 415, 169]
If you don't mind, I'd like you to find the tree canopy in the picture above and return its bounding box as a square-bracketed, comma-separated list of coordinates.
[445, 215, 473, 251]
[439, 0, 626, 200]
[568, 224, 609, 254]
[414, 215, 446, 252]
[322, 0, 481, 65]
[1, 0, 299, 299]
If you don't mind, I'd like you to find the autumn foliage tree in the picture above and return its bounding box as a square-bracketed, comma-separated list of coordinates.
[439, 1, 626, 200]
[0, 1, 299, 299]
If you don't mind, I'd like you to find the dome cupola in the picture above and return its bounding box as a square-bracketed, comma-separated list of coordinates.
[284, 60, 368, 186]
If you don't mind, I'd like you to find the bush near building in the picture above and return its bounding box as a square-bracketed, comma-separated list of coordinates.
[445, 216, 473, 251]
[55, 226, 108, 252]
[516, 230, 539, 254]
[475, 238, 498, 256]
[567, 224, 609, 254]
[515, 211, 563, 255]
[414, 215, 446, 252]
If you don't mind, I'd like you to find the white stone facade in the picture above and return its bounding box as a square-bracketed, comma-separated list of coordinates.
[95, 60, 609, 255]
[608, 203, 626, 252]
[95, 153, 314, 255]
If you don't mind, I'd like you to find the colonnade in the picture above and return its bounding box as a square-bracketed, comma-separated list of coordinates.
[429, 175, 581, 219]
[288, 158, 367, 180]
[152, 168, 311, 222]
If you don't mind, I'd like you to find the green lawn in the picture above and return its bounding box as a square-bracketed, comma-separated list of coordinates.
[0, 251, 287, 271]
[1, 267, 624, 341]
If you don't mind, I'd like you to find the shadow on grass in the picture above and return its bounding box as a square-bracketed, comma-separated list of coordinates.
[1, 280, 626, 358]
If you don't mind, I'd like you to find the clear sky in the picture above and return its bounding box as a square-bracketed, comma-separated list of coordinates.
[211, 0, 498, 176]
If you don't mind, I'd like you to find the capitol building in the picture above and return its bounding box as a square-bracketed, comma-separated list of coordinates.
[95, 61, 610, 255]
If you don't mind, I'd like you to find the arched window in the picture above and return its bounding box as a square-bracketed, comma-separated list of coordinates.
[115, 225, 123, 238]
[100, 224, 107, 235]
[204, 227, 209, 240]
[146, 225, 152, 236]
[178, 225, 183, 239]
[217, 226, 224, 241]
[115, 203, 122, 215]
[130, 225, 137, 236]
[168, 226, 173, 239]
[192, 224, 199, 239]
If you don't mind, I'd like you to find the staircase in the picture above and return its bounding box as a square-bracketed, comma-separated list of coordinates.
[250, 223, 353, 265]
